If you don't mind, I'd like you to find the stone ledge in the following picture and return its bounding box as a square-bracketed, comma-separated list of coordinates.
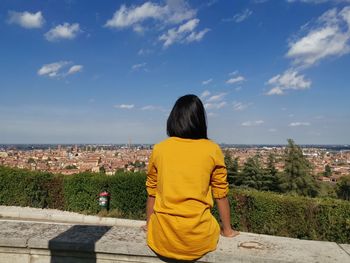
[0, 219, 349, 263]
[340, 244, 350, 256]
[0, 206, 349, 262]
[0, 206, 144, 227]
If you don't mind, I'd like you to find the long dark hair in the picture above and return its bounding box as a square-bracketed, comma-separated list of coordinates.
[167, 94, 208, 139]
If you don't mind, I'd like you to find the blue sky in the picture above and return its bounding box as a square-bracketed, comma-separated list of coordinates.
[1, 0, 350, 144]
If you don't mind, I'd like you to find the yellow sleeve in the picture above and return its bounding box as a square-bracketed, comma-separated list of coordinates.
[211, 145, 229, 199]
[146, 146, 157, 197]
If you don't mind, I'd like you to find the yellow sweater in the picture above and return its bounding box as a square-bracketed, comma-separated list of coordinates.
[146, 137, 228, 260]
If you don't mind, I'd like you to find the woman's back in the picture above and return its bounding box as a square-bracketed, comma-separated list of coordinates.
[146, 137, 228, 260]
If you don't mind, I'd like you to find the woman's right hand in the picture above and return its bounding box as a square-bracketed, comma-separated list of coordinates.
[220, 227, 240, 238]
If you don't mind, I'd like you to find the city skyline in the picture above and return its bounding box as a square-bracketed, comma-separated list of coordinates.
[1, 0, 350, 144]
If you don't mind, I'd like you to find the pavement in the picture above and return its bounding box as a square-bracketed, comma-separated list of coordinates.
[0, 206, 349, 263]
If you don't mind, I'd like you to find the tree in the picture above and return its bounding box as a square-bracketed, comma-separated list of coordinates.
[336, 175, 350, 201]
[240, 155, 264, 190]
[280, 139, 319, 197]
[266, 153, 278, 177]
[324, 164, 332, 177]
[231, 157, 240, 184]
[284, 139, 311, 178]
[224, 151, 239, 185]
[263, 153, 280, 192]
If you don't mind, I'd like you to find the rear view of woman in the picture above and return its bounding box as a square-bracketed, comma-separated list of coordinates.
[145, 94, 239, 261]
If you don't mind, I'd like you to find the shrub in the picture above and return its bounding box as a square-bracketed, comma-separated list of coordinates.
[43, 174, 65, 210]
[108, 171, 147, 219]
[0, 166, 52, 208]
[63, 172, 108, 214]
[231, 188, 350, 243]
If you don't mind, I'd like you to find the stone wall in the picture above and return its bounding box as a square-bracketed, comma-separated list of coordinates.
[0, 219, 349, 263]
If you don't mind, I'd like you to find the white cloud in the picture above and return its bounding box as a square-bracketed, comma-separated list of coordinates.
[37, 61, 83, 78]
[8, 11, 44, 29]
[287, 6, 350, 67]
[202, 91, 227, 110]
[105, 0, 196, 29]
[266, 87, 284, 95]
[45, 23, 81, 41]
[233, 101, 252, 111]
[206, 93, 226, 102]
[114, 104, 135, 109]
[229, 70, 239, 76]
[141, 105, 165, 111]
[241, 120, 264, 127]
[159, 18, 209, 47]
[105, 1, 208, 48]
[202, 78, 213, 85]
[132, 62, 147, 71]
[204, 101, 227, 110]
[105, 2, 163, 28]
[266, 69, 311, 95]
[133, 24, 146, 34]
[200, 90, 211, 99]
[289, 122, 311, 126]
[265, 6, 350, 97]
[37, 61, 69, 78]
[226, 75, 245, 84]
[185, 28, 210, 42]
[67, 65, 83, 75]
[141, 105, 157, 110]
[223, 9, 253, 23]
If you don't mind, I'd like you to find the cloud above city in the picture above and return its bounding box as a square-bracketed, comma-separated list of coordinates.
[37, 61, 83, 78]
[287, 6, 350, 67]
[266, 69, 311, 95]
[7, 11, 45, 29]
[266, 6, 350, 96]
[105, 1, 209, 48]
[105, 0, 196, 29]
[114, 104, 135, 109]
[45, 23, 81, 41]
[241, 120, 264, 127]
[223, 9, 253, 23]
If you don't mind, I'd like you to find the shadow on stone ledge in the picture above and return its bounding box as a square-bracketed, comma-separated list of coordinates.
[48, 225, 112, 263]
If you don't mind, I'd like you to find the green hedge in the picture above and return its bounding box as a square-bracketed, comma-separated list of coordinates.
[0, 166, 147, 218]
[63, 171, 147, 218]
[0, 166, 349, 243]
[231, 189, 350, 243]
[0, 166, 54, 208]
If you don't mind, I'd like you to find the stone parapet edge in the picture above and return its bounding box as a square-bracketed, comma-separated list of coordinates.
[0, 206, 144, 227]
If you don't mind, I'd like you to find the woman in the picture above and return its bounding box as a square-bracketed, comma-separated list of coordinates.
[145, 94, 239, 261]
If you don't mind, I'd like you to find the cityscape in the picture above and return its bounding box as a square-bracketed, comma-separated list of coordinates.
[1, 143, 349, 182]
